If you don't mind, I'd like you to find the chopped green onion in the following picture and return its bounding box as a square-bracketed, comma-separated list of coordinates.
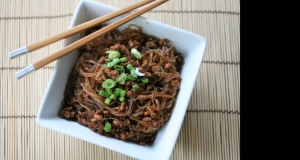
[104, 121, 112, 132]
[105, 98, 112, 104]
[126, 75, 136, 81]
[119, 57, 127, 62]
[132, 84, 139, 89]
[126, 64, 138, 78]
[114, 65, 124, 73]
[131, 48, 142, 59]
[136, 78, 141, 82]
[119, 97, 125, 102]
[99, 90, 108, 97]
[106, 88, 113, 95]
[115, 73, 127, 85]
[130, 69, 138, 78]
[106, 62, 115, 68]
[141, 78, 149, 83]
[110, 94, 117, 100]
[127, 64, 134, 71]
[120, 90, 126, 97]
[102, 79, 116, 89]
[112, 58, 120, 63]
[114, 88, 122, 96]
[106, 58, 120, 68]
[106, 51, 121, 60]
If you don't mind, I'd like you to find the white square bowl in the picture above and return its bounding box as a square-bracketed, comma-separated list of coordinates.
[36, 0, 206, 160]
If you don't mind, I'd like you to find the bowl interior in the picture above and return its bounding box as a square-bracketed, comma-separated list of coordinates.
[36, 0, 206, 160]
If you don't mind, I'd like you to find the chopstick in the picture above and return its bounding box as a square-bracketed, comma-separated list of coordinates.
[8, 0, 154, 59]
[15, 0, 168, 79]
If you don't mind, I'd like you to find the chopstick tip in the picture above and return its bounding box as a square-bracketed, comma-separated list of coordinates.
[15, 65, 35, 79]
[8, 46, 28, 59]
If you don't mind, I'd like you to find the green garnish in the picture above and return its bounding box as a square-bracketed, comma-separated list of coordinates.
[127, 64, 134, 70]
[120, 90, 126, 97]
[104, 121, 112, 132]
[119, 57, 127, 62]
[132, 84, 139, 89]
[130, 70, 138, 78]
[127, 64, 138, 78]
[107, 58, 120, 68]
[114, 88, 122, 96]
[99, 87, 127, 103]
[131, 48, 142, 59]
[119, 97, 125, 102]
[102, 79, 116, 89]
[119, 90, 126, 102]
[116, 73, 128, 85]
[99, 90, 108, 97]
[141, 78, 149, 83]
[110, 94, 117, 100]
[126, 75, 136, 81]
[105, 98, 112, 104]
[106, 62, 114, 68]
[114, 65, 124, 73]
[99, 55, 128, 103]
[106, 51, 121, 60]
[105, 88, 113, 95]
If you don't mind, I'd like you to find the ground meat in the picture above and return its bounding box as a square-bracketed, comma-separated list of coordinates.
[164, 63, 172, 70]
[113, 120, 121, 126]
[170, 80, 179, 87]
[146, 42, 157, 48]
[126, 91, 133, 96]
[98, 57, 106, 64]
[159, 38, 167, 46]
[107, 70, 119, 79]
[151, 65, 161, 72]
[143, 117, 152, 122]
[128, 39, 141, 49]
[146, 85, 154, 91]
[110, 43, 121, 51]
[58, 107, 77, 119]
[141, 72, 150, 78]
[138, 60, 149, 73]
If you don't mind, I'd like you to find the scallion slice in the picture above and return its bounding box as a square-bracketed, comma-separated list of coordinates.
[132, 84, 139, 89]
[115, 73, 127, 85]
[130, 69, 138, 78]
[127, 64, 134, 71]
[114, 88, 122, 96]
[102, 79, 116, 89]
[119, 97, 125, 102]
[99, 90, 108, 97]
[110, 94, 117, 100]
[126, 75, 136, 81]
[120, 90, 126, 97]
[104, 122, 112, 132]
[141, 78, 149, 83]
[131, 48, 142, 59]
[105, 88, 113, 95]
[114, 65, 124, 74]
[119, 57, 127, 62]
[105, 98, 112, 104]
[106, 50, 121, 60]
[106, 58, 120, 68]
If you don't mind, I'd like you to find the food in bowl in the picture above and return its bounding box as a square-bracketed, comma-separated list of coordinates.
[58, 24, 184, 145]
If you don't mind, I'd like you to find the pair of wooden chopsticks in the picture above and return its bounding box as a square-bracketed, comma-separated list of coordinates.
[10, 0, 168, 79]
